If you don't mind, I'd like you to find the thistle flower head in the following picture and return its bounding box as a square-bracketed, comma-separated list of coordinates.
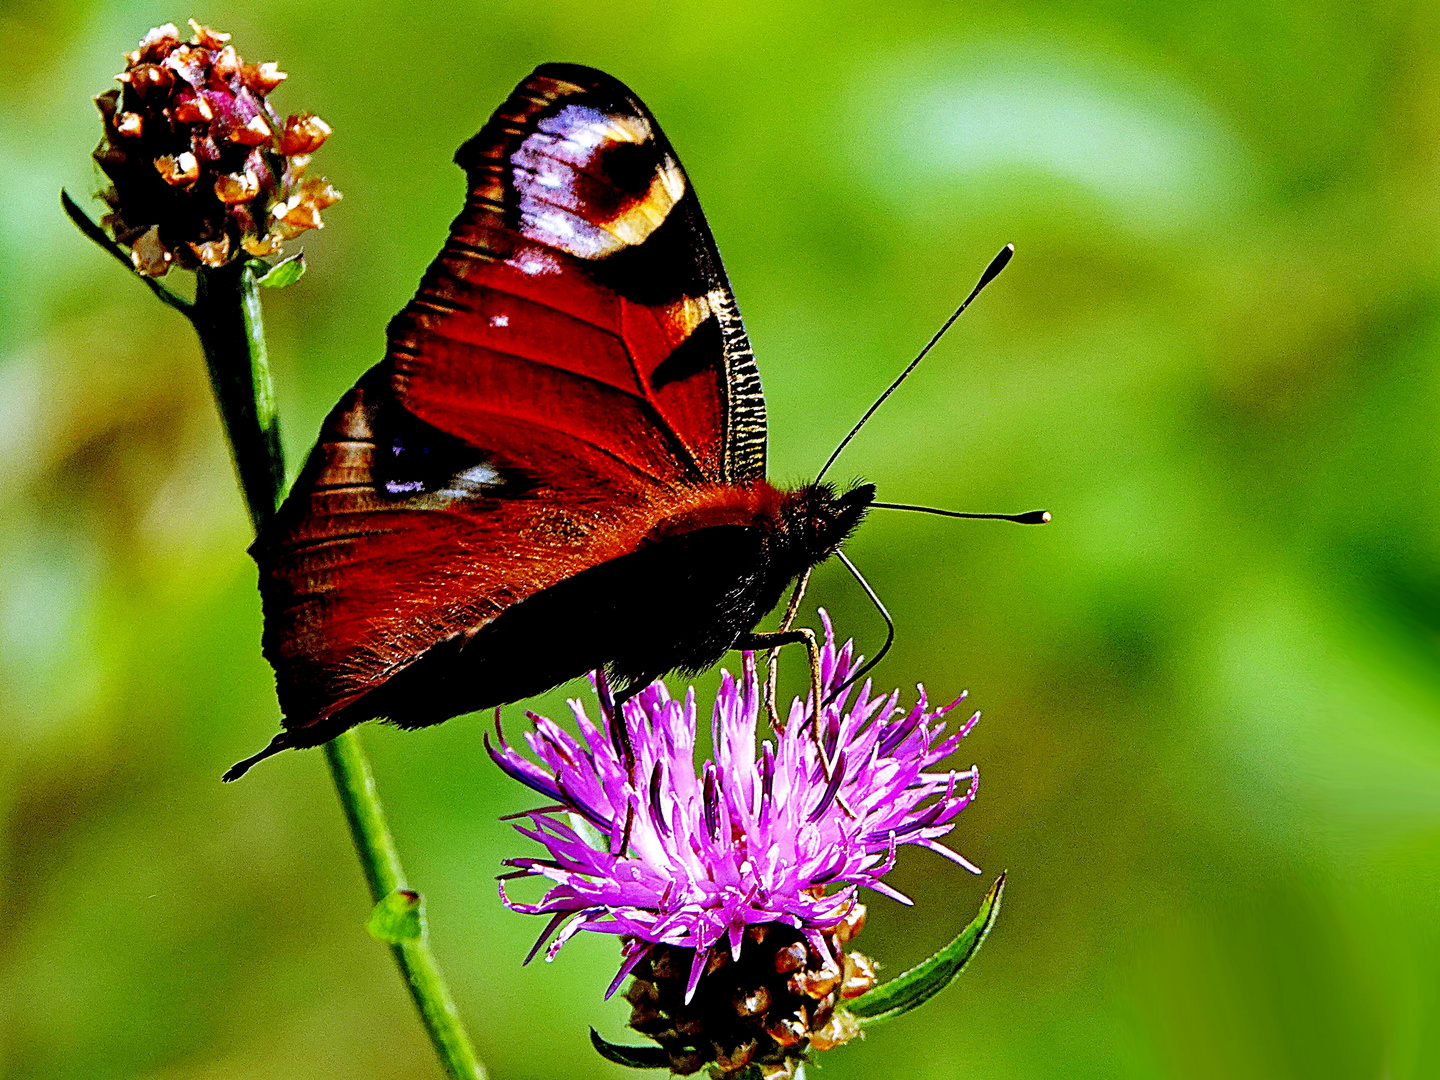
[489, 613, 981, 1076]
[92, 20, 339, 275]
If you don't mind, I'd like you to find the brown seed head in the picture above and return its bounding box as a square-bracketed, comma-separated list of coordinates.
[713, 1040, 757, 1072]
[619, 920, 870, 1078]
[172, 96, 213, 123]
[765, 1011, 807, 1048]
[212, 45, 240, 79]
[734, 985, 772, 1017]
[138, 22, 182, 60]
[123, 64, 175, 96]
[279, 113, 332, 155]
[130, 226, 170, 275]
[215, 171, 260, 204]
[773, 941, 806, 974]
[242, 61, 288, 94]
[90, 20, 339, 275]
[668, 1049, 706, 1076]
[188, 20, 230, 49]
[155, 152, 199, 186]
[833, 902, 867, 945]
[188, 237, 231, 267]
[789, 954, 841, 999]
[230, 115, 273, 146]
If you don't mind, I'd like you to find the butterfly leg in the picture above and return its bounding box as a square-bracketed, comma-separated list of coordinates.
[608, 677, 653, 778]
[737, 625, 823, 735]
[741, 626, 848, 791]
[762, 570, 811, 731]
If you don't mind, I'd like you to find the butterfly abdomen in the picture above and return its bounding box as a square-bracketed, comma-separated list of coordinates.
[264, 480, 871, 743]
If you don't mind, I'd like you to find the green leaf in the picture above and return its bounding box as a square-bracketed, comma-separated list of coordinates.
[253, 251, 306, 288]
[588, 1028, 670, 1070]
[846, 872, 1005, 1024]
[367, 888, 426, 944]
[61, 189, 118, 253]
[60, 189, 193, 316]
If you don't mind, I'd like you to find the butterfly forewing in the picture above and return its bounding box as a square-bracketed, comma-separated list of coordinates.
[394, 63, 767, 483]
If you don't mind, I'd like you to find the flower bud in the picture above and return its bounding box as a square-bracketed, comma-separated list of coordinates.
[90, 19, 339, 275]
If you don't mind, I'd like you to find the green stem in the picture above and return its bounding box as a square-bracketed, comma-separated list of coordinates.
[190, 262, 285, 533]
[185, 259, 486, 1080]
[325, 734, 487, 1080]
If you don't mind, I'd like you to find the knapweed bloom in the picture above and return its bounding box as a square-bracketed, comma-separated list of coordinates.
[488, 614, 982, 1077]
[92, 20, 339, 275]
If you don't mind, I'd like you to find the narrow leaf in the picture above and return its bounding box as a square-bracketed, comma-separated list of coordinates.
[846, 872, 1005, 1023]
[588, 1028, 669, 1070]
[61, 189, 192, 315]
[254, 251, 306, 288]
[367, 888, 426, 944]
[62, 189, 120, 254]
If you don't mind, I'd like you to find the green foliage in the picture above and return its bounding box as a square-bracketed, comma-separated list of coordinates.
[9, 2, 1440, 1078]
[253, 252, 306, 289]
[367, 888, 426, 944]
[847, 873, 1004, 1024]
[588, 1029, 670, 1070]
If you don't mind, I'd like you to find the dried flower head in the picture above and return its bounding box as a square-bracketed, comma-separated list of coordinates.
[489, 613, 982, 1076]
[92, 20, 339, 275]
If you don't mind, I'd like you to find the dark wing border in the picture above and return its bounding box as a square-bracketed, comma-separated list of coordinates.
[457, 62, 768, 484]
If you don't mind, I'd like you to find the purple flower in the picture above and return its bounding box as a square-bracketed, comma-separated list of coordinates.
[488, 612, 982, 1007]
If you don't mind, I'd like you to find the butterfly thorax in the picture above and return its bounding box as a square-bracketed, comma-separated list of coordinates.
[768, 481, 875, 581]
[633, 479, 873, 624]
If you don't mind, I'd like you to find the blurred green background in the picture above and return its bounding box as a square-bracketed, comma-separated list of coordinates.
[4, 1, 1440, 1076]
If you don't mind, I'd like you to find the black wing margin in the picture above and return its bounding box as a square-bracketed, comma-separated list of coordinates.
[445, 62, 768, 484]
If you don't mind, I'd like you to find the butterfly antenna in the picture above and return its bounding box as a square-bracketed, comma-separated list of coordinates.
[825, 550, 895, 705]
[873, 502, 1051, 525]
[816, 243, 1014, 483]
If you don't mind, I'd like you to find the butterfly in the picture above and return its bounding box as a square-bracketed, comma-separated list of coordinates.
[225, 63, 1027, 780]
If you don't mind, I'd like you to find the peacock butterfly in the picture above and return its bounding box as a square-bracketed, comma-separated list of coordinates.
[225, 63, 1022, 780]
